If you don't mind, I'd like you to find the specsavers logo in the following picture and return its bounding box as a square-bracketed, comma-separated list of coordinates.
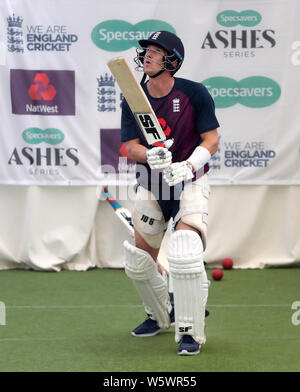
[202, 76, 281, 108]
[22, 128, 64, 145]
[91, 19, 176, 51]
[217, 10, 262, 27]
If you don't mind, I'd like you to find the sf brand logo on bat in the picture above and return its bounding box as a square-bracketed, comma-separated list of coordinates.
[135, 113, 163, 141]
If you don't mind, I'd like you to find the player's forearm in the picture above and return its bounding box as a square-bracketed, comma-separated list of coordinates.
[126, 143, 148, 163]
[200, 129, 219, 156]
[200, 138, 219, 156]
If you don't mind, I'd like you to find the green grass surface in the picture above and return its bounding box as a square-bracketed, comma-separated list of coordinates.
[0, 268, 299, 372]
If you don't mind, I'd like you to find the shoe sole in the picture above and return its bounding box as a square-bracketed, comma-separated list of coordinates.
[131, 329, 161, 337]
[178, 348, 200, 356]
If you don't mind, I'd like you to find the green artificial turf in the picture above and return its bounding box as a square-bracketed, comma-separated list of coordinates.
[0, 268, 299, 372]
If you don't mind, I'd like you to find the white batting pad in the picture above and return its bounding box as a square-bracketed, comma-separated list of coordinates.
[123, 241, 171, 329]
[167, 230, 209, 345]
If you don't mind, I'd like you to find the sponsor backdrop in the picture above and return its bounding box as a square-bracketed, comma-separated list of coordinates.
[0, 0, 300, 185]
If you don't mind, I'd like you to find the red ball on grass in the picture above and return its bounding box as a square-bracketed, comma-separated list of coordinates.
[222, 258, 234, 269]
[212, 269, 223, 281]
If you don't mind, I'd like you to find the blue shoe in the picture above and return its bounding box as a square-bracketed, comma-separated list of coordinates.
[131, 317, 160, 337]
[178, 335, 200, 356]
[132, 306, 175, 337]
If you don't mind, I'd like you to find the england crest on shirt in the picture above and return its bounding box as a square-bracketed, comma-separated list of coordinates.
[172, 98, 180, 112]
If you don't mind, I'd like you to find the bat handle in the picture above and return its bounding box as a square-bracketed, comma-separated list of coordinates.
[163, 139, 174, 150]
[157, 138, 174, 159]
[157, 139, 183, 191]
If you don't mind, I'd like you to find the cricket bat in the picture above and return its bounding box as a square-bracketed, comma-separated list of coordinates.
[103, 186, 134, 235]
[106, 57, 172, 274]
[107, 56, 173, 148]
[102, 186, 169, 274]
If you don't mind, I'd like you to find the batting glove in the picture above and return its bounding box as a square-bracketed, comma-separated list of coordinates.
[163, 161, 194, 186]
[146, 147, 172, 170]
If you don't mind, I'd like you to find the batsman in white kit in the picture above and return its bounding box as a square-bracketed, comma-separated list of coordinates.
[118, 31, 219, 355]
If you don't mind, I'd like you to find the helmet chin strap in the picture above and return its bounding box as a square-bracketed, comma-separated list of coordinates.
[149, 68, 166, 79]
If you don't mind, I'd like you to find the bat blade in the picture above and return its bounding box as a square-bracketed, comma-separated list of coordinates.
[103, 186, 134, 235]
[115, 208, 134, 235]
[102, 186, 169, 274]
[107, 56, 166, 145]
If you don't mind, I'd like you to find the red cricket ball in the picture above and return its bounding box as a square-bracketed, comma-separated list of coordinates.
[222, 258, 234, 269]
[212, 269, 223, 281]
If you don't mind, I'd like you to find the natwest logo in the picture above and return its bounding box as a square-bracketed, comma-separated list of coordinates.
[11, 69, 75, 115]
[28, 73, 56, 101]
